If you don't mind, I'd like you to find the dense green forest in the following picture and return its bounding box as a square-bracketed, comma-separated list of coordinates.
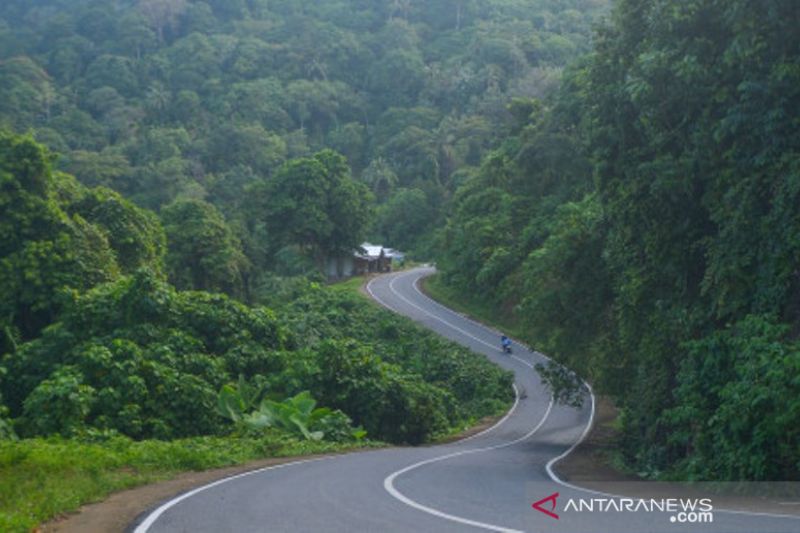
[0, 0, 605, 264]
[0, 0, 602, 458]
[439, 0, 800, 480]
[0, 131, 512, 446]
[4, 0, 796, 500]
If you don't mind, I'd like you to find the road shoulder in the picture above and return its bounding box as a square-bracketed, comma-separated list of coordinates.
[40, 453, 341, 533]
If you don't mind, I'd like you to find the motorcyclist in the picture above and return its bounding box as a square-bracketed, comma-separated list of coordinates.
[500, 335, 512, 354]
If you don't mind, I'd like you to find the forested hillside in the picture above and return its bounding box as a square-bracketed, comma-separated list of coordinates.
[1, 130, 513, 444]
[438, 0, 800, 480]
[0, 4, 617, 525]
[0, 0, 606, 261]
[8, 0, 797, 525]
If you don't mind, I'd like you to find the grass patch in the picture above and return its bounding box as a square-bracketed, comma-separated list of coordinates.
[0, 434, 380, 532]
[328, 275, 367, 294]
[422, 274, 526, 340]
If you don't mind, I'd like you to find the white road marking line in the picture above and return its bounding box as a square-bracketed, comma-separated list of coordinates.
[383, 390, 554, 533]
[409, 274, 558, 375]
[136, 271, 534, 533]
[387, 272, 535, 370]
[133, 457, 335, 533]
[380, 269, 800, 524]
[379, 270, 559, 532]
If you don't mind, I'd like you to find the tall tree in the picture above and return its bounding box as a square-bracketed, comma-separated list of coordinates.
[161, 199, 249, 297]
[256, 150, 372, 266]
[137, 0, 188, 43]
[0, 132, 120, 348]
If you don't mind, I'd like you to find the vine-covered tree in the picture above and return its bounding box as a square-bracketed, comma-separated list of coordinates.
[438, 0, 800, 480]
[0, 131, 171, 350]
[161, 199, 249, 297]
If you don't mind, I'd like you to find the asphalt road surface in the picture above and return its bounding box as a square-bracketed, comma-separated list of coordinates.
[132, 268, 800, 533]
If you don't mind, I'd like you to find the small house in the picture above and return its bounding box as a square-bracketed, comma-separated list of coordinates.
[353, 243, 392, 275]
[324, 242, 398, 280]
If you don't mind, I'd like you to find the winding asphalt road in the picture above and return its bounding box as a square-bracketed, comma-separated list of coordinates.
[132, 268, 800, 533]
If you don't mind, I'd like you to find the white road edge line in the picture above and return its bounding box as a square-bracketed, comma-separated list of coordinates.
[384, 271, 538, 373]
[400, 268, 800, 523]
[407, 273, 540, 372]
[377, 269, 558, 532]
[133, 457, 334, 533]
[411, 274, 532, 356]
[384, 390, 554, 533]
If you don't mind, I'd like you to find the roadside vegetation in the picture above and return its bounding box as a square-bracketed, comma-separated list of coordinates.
[436, 0, 800, 481]
[422, 274, 525, 341]
[0, 434, 378, 532]
[0, 131, 513, 530]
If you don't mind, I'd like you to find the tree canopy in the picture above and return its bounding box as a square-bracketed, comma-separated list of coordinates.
[0, 0, 607, 256]
[0, 132, 163, 350]
[437, 0, 800, 480]
[254, 150, 372, 262]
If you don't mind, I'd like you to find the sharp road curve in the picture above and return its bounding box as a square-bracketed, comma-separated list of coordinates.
[133, 268, 800, 533]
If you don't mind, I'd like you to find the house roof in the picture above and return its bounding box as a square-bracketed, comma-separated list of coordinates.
[356, 242, 384, 259]
[355, 242, 404, 260]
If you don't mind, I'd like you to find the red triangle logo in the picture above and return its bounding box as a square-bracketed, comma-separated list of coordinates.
[532, 492, 560, 520]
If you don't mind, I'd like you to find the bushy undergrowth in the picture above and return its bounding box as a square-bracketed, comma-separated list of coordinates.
[216, 381, 366, 442]
[660, 316, 800, 481]
[2, 270, 285, 440]
[278, 285, 515, 443]
[0, 270, 513, 445]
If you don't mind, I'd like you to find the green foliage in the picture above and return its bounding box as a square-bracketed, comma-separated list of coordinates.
[664, 316, 800, 480]
[0, 374, 15, 442]
[0, 132, 166, 350]
[583, 0, 800, 479]
[311, 339, 451, 445]
[1, 268, 511, 445]
[253, 150, 373, 262]
[371, 188, 436, 253]
[20, 367, 95, 437]
[2, 269, 285, 440]
[0, 132, 119, 345]
[215, 375, 266, 425]
[0, 418, 13, 442]
[277, 284, 514, 444]
[0, 0, 605, 256]
[69, 186, 166, 274]
[161, 199, 249, 297]
[258, 391, 335, 442]
[214, 379, 364, 443]
[0, 434, 379, 533]
[438, 0, 800, 480]
[518, 196, 616, 392]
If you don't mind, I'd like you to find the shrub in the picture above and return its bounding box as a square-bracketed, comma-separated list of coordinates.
[664, 315, 800, 480]
[2, 270, 512, 444]
[2, 270, 286, 439]
[215, 383, 365, 442]
[20, 367, 95, 437]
